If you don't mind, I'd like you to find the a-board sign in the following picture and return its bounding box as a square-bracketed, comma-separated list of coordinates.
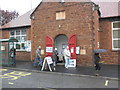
[46, 57, 53, 65]
[41, 56, 53, 71]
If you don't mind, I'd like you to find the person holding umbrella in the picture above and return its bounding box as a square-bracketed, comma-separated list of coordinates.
[94, 53, 101, 72]
[94, 49, 106, 76]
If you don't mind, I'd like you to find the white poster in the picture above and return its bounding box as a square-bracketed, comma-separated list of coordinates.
[46, 57, 53, 65]
[68, 59, 76, 67]
[1, 46, 5, 51]
[71, 47, 74, 53]
[26, 40, 31, 52]
[76, 46, 80, 54]
[46, 47, 53, 52]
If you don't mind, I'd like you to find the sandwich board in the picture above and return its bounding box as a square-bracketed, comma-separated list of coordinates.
[41, 56, 53, 71]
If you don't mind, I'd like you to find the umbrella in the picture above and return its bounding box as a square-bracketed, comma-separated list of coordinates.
[94, 49, 107, 53]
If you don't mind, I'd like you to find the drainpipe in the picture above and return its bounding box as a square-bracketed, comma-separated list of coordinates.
[91, 3, 95, 66]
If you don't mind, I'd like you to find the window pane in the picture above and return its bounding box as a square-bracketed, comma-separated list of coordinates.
[113, 22, 120, 28]
[21, 36, 26, 41]
[113, 40, 120, 48]
[113, 30, 120, 38]
[16, 36, 20, 41]
[10, 31, 14, 36]
[22, 30, 26, 35]
[16, 30, 20, 35]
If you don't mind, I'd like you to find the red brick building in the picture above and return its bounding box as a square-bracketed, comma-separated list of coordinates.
[94, 2, 120, 65]
[0, 1, 119, 66]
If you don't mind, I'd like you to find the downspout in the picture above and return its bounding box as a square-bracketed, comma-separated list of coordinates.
[91, 3, 95, 66]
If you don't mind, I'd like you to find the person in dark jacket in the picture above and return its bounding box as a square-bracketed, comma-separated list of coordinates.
[34, 46, 42, 67]
[52, 48, 58, 70]
[94, 53, 101, 70]
[10, 47, 16, 65]
[94, 53, 101, 76]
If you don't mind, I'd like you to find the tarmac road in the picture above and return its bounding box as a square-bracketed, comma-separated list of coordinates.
[0, 68, 119, 88]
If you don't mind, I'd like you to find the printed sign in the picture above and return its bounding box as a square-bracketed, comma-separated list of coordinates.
[46, 47, 53, 52]
[76, 46, 80, 54]
[68, 59, 76, 67]
[1, 46, 5, 51]
[41, 56, 53, 71]
[71, 47, 74, 53]
[26, 40, 31, 52]
[80, 49, 86, 55]
[46, 57, 53, 65]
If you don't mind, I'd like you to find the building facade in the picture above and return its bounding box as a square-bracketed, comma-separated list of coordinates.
[99, 17, 120, 65]
[31, 2, 99, 66]
[0, 1, 119, 66]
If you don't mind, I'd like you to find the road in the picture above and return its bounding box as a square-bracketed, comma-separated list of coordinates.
[0, 68, 119, 88]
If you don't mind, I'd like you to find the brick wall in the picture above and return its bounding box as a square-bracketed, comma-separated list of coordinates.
[31, 2, 97, 66]
[0, 30, 2, 39]
[16, 51, 31, 61]
[1, 30, 9, 39]
[93, 10, 100, 49]
[99, 19, 119, 65]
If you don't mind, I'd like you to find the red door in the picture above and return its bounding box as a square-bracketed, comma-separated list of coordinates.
[46, 36, 53, 57]
[68, 35, 76, 59]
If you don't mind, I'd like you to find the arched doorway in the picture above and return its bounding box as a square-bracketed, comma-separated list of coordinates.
[54, 34, 68, 62]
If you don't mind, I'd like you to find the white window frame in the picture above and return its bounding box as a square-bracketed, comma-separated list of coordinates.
[10, 29, 27, 51]
[112, 21, 120, 50]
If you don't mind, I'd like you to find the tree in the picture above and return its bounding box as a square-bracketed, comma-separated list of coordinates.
[0, 9, 19, 26]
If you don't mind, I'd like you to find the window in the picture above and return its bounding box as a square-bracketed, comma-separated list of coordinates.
[112, 21, 120, 50]
[10, 29, 27, 51]
[56, 11, 65, 20]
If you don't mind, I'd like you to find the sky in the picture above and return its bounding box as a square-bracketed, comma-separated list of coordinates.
[0, 0, 42, 15]
[0, 0, 119, 16]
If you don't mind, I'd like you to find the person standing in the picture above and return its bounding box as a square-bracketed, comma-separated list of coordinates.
[52, 48, 58, 70]
[64, 46, 71, 69]
[34, 46, 42, 67]
[10, 47, 16, 66]
[94, 53, 101, 76]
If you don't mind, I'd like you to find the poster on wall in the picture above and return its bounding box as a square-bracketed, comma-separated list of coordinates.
[1, 46, 5, 51]
[46, 47, 53, 52]
[80, 49, 86, 55]
[26, 40, 31, 52]
[71, 47, 74, 53]
[68, 59, 76, 67]
[76, 46, 80, 54]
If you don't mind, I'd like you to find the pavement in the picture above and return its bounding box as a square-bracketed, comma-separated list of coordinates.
[2, 61, 119, 80]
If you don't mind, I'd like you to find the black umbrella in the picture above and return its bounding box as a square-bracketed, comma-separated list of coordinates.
[94, 49, 107, 53]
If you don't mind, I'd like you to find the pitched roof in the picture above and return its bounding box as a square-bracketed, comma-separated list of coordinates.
[1, 9, 34, 29]
[93, 1, 119, 18]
